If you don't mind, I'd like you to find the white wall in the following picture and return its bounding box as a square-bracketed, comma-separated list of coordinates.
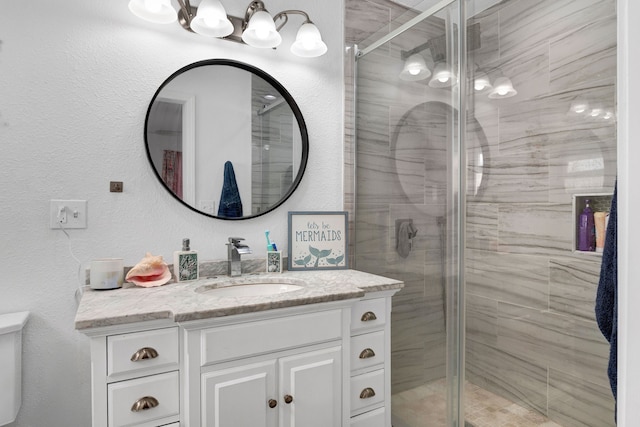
[0, 0, 344, 425]
[617, 0, 640, 424]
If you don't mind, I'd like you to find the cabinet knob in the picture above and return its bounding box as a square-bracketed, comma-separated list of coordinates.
[359, 348, 376, 359]
[360, 311, 377, 322]
[284, 394, 294, 404]
[130, 347, 159, 362]
[268, 399, 278, 408]
[131, 396, 159, 412]
[360, 387, 376, 399]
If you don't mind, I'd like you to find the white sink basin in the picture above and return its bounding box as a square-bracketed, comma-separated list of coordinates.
[196, 282, 304, 297]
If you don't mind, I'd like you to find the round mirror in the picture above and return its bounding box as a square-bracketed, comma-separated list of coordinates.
[145, 59, 309, 220]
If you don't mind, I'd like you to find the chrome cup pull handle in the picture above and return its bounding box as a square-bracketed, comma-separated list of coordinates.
[359, 348, 376, 359]
[131, 347, 159, 362]
[361, 311, 378, 322]
[131, 396, 159, 412]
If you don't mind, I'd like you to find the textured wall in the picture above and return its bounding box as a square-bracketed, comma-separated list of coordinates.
[0, 1, 343, 425]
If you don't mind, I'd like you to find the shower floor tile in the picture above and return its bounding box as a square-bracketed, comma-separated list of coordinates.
[392, 379, 563, 427]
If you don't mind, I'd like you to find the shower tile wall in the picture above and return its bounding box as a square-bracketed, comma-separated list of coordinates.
[346, 1, 616, 425]
[345, 0, 452, 393]
[466, 1, 617, 427]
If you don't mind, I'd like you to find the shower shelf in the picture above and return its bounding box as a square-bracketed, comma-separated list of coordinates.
[572, 193, 613, 256]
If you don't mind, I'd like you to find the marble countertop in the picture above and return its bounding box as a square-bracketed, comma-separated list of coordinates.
[74, 269, 403, 330]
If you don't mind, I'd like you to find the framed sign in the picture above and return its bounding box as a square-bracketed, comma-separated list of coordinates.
[288, 211, 349, 270]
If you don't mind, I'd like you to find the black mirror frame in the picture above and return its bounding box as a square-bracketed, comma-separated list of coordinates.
[144, 58, 309, 220]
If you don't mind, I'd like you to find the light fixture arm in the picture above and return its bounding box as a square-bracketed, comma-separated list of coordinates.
[272, 10, 313, 31]
[242, 0, 268, 31]
[176, 0, 196, 32]
[242, 2, 313, 32]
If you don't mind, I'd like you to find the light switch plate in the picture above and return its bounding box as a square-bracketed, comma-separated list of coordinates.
[50, 200, 87, 229]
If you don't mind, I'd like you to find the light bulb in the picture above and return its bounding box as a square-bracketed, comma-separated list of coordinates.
[399, 54, 430, 81]
[145, 0, 162, 13]
[128, 0, 176, 24]
[290, 22, 327, 57]
[408, 66, 421, 76]
[428, 62, 455, 88]
[242, 10, 281, 48]
[190, 0, 233, 37]
[474, 72, 492, 92]
[203, 16, 221, 27]
[256, 27, 270, 40]
[488, 77, 517, 99]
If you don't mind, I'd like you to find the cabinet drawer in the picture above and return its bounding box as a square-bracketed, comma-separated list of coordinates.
[350, 407, 386, 427]
[107, 328, 179, 378]
[107, 371, 179, 427]
[201, 309, 342, 365]
[350, 369, 385, 415]
[351, 298, 386, 333]
[350, 331, 385, 371]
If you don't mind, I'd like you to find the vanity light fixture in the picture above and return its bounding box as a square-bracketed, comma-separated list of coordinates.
[128, 0, 328, 57]
[569, 97, 590, 114]
[428, 61, 456, 88]
[129, 0, 177, 24]
[473, 70, 492, 92]
[487, 76, 517, 99]
[399, 51, 433, 81]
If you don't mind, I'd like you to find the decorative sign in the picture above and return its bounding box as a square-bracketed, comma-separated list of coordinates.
[288, 211, 349, 270]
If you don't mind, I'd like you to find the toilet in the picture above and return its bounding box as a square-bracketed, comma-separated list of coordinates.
[0, 311, 29, 426]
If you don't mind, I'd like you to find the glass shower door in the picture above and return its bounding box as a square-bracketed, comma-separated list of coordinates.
[353, 1, 463, 425]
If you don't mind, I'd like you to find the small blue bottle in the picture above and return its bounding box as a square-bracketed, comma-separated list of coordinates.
[578, 199, 596, 251]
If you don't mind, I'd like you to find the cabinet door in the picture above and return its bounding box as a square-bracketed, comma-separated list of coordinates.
[279, 346, 342, 427]
[202, 360, 278, 427]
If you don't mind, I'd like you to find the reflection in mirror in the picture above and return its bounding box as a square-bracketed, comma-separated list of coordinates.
[145, 59, 308, 220]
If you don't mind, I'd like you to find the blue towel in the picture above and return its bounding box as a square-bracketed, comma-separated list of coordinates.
[217, 161, 243, 218]
[595, 181, 617, 401]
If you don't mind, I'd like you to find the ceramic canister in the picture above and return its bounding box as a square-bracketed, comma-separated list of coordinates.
[90, 258, 124, 290]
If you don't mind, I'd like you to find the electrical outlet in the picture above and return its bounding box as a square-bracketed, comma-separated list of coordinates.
[50, 200, 87, 229]
[110, 181, 123, 193]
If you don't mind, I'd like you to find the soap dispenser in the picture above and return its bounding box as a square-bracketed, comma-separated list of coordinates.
[174, 238, 199, 281]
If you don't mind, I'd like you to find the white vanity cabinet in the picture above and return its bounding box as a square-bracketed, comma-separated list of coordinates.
[182, 303, 350, 427]
[78, 273, 402, 427]
[200, 346, 342, 427]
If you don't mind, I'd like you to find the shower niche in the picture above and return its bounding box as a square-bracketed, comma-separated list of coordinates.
[573, 193, 613, 255]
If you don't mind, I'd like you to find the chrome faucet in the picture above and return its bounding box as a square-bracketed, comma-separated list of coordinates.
[227, 237, 252, 277]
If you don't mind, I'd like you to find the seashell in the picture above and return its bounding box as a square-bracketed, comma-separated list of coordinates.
[125, 252, 172, 288]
